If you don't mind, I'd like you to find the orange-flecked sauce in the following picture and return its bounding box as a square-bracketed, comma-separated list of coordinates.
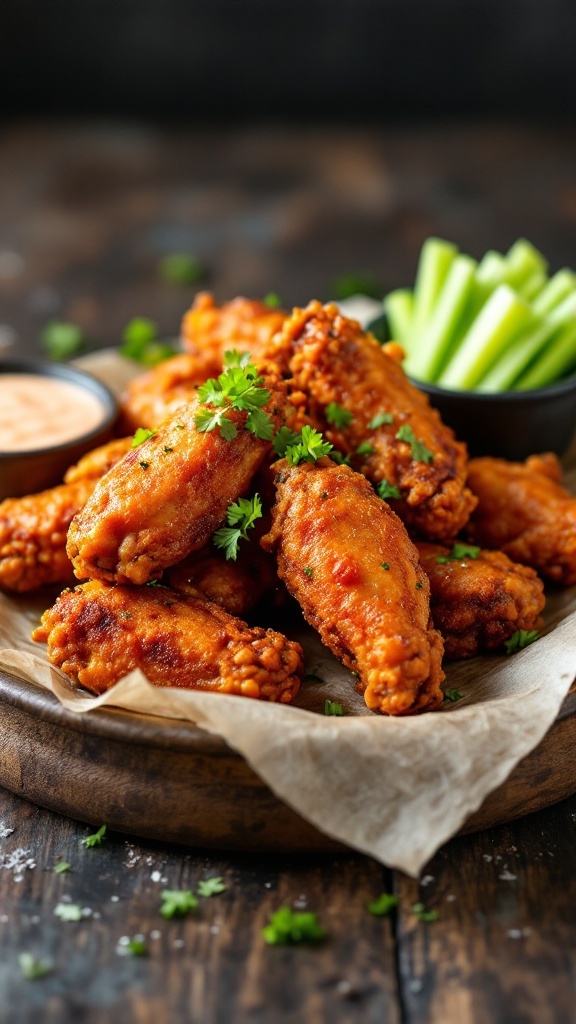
[0, 374, 106, 452]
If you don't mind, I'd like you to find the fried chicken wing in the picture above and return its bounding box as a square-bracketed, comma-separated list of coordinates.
[182, 292, 286, 365]
[261, 458, 445, 715]
[267, 302, 476, 541]
[466, 454, 576, 586]
[119, 352, 221, 433]
[32, 580, 303, 702]
[67, 381, 287, 586]
[416, 541, 545, 659]
[0, 437, 133, 592]
[166, 540, 282, 618]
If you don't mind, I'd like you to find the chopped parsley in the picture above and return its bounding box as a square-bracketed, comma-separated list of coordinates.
[285, 425, 333, 466]
[19, 953, 53, 980]
[329, 451, 351, 467]
[415, 581, 424, 589]
[53, 861, 71, 874]
[160, 890, 198, 919]
[443, 688, 463, 703]
[163, 446, 173, 453]
[377, 480, 401, 501]
[412, 902, 439, 923]
[196, 354, 274, 442]
[395, 425, 434, 464]
[367, 893, 399, 917]
[356, 442, 376, 457]
[368, 411, 394, 430]
[82, 824, 106, 848]
[263, 292, 282, 308]
[262, 907, 326, 945]
[197, 877, 227, 897]
[304, 566, 313, 578]
[159, 252, 204, 285]
[41, 321, 85, 361]
[324, 699, 345, 716]
[381, 562, 390, 570]
[132, 427, 156, 448]
[54, 903, 83, 922]
[127, 938, 148, 956]
[273, 425, 300, 458]
[121, 317, 176, 367]
[213, 494, 263, 561]
[504, 629, 540, 655]
[321, 491, 329, 500]
[436, 542, 480, 564]
[325, 402, 353, 430]
[139, 461, 150, 470]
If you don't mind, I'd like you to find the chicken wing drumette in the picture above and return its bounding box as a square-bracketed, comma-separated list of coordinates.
[182, 292, 286, 365]
[261, 458, 445, 715]
[466, 453, 576, 586]
[265, 302, 476, 541]
[33, 580, 303, 702]
[119, 352, 221, 433]
[416, 541, 545, 659]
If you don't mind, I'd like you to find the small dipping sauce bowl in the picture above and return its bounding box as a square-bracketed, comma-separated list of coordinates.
[413, 373, 576, 461]
[0, 359, 118, 501]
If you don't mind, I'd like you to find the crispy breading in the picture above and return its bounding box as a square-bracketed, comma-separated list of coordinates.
[466, 454, 576, 586]
[67, 380, 288, 586]
[166, 541, 282, 618]
[269, 301, 476, 541]
[32, 580, 303, 702]
[181, 292, 286, 365]
[416, 541, 545, 659]
[119, 352, 221, 433]
[261, 458, 445, 715]
[63, 437, 133, 483]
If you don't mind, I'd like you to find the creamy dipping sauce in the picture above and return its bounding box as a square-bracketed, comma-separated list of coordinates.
[0, 374, 106, 452]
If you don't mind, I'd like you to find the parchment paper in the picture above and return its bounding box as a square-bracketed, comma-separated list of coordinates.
[1, 349, 575, 876]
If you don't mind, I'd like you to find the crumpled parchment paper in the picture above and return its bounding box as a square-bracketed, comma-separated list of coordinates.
[1, 349, 575, 876]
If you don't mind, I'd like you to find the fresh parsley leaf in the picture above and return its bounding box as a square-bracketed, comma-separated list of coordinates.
[325, 402, 353, 430]
[132, 427, 156, 448]
[223, 349, 251, 370]
[19, 953, 53, 980]
[41, 321, 85, 361]
[285, 426, 333, 466]
[381, 562, 390, 570]
[368, 411, 394, 430]
[197, 877, 227, 897]
[504, 629, 540, 655]
[196, 357, 272, 441]
[213, 494, 263, 561]
[263, 292, 282, 308]
[82, 824, 106, 848]
[246, 407, 275, 440]
[436, 542, 481, 564]
[443, 688, 463, 703]
[377, 480, 401, 501]
[160, 890, 198, 919]
[54, 903, 83, 922]
[412, 902, 439, 923]
[324, 699, 345, 716]
[356, 442, 376, 457]
[159, 253, 204, 285]
[121, 317, 157, 355]
[127, 938, 148, 956]
[273, 425, 301, 458]
[194, 406, 238, 441]
[304, 566, 313, 578]
[329, 451, 351, 467]
[395, 425, 434, 464]
[262, 907, 326, 945]
[139, 461, 150, 470]
[53, 861, 71, 874]
[367, 893, 399, 917]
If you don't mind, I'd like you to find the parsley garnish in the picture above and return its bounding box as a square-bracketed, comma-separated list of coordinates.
[41, 321, 85, 361]
[504, 629, 540, 654]
[213, 494, 263, 561]
[53, 861, 71, 874]
[367, 893, 399, 917]
[139, 461, 150, 470]
[325, 402, 353, 430]
[273, 425, 300, 458]
[304, 566, 313, 578]
[415, 581, 424, 589]
[356, 442, 376, 457]
[159, 253, 204, 285]
[196, 355, 274, 442]
[54, 903, 83, 922]
[163, 446, 173, 453]
[262, 907, 326, 945]
[368, 412, 394, 430]
[412, 902, 439, 923]
[121, 318, 175, 367]
[127, 938, 148, 956]
[377, 480, 401, 500]
[443, 688, 463, 703]
[285, 425, 333, 466]
[19, 953, 53, 980]
[436, 542, 480, 564]
[132, 427, 156, 448]
[381, 562, 390, 570]
[197, 877, 227, 897]
[82, 824, 106, 848]
[329, 451, 351, 467]
[263, 292, 282, 308]
[395, 425, 434, 464]
[324, 699, 345, 716]
[160, 890, 198, 919]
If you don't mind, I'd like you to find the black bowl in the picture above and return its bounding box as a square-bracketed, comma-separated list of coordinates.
[412, 373, 576, 461]
[0, 359, 118, 501]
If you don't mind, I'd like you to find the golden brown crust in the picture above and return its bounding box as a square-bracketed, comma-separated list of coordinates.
[262, 458, 445, 715]
[416, 541, 545, 659]
[63, 437, 133, 483]
[166, 542, 282, 618]
[181, 292, 286, 365]
[467, 454, 576, 586]
[33, 580, 303, 702]
[119, 353, 222, 433]
[272, 301, 476, 541]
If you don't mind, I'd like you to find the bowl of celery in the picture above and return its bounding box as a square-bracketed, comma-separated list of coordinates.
[381, 238, 576, 460]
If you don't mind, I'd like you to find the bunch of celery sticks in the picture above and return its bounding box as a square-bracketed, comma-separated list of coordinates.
[384, 238, 576, 391]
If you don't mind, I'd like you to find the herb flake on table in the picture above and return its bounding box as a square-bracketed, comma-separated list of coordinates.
[19, 953, 53, 980]
[197, 877, 227, 897]
[262, 907, 326, 945]
[127, 938, 148, 956]
[504, 629, 541, 654]
[82, 825, 106, 848]
[160, 890, 198, 919]
[263, 292, 282, 308]
[159, 253, 205, 286]
[213, 494, 262, 561]
[367, 893, 399, 917]
[443, 688, 463, 703]
[411, 902, 439, 923]
[324, 699, 345, 717]
[120, 317, 177, 369]
[41, 321, 85, 361]
[53, 860, 71, 874]
[54, 903, 83, 922]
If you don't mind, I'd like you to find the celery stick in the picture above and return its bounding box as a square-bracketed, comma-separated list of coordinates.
[515, 321, 576, 389]
[504, 238, 548, 289]
[518, 269, 546, 302]
[532, 269, 576, 316]
[383, 289, 414, 347]
[439, 285, 532, 390]
[406, 255, 476, 381]
[475, 251, 507, 290]
[411, 238, 457, 339]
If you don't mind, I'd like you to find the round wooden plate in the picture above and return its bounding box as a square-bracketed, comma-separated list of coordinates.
[1, 669, 575, 852]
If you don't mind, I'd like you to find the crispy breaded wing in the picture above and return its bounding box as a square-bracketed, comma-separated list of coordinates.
[0, 438, 133, 593]
[182, 292, 286, 365]
[119, 352, 221, 433]
[32, 580, 303, 702]
[67, 382, 287, 586]
[466, 454, 576, 586]
[166, 542, 282, 618]
[416, 541, 545, 659]
[261, 458, 445, 715]
[271, 302, 476, 541]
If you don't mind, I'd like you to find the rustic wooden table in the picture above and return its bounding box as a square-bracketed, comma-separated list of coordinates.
[0, 120, 575, 1023]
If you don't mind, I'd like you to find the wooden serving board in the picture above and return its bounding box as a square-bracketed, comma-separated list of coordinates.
[1, 669, 575, 852]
